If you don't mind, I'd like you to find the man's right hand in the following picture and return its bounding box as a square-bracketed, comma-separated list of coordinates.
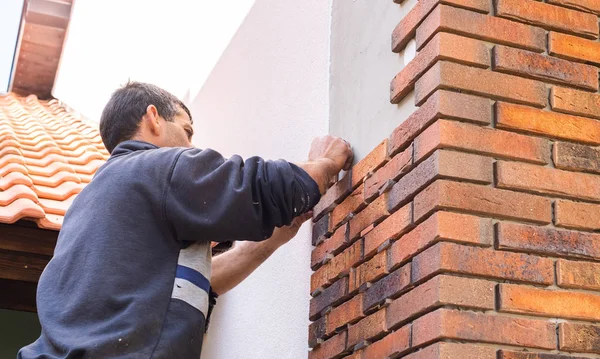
[300, 135, 354, 194]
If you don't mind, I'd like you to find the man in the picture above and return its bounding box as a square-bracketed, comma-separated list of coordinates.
[19, 82, 353, 358]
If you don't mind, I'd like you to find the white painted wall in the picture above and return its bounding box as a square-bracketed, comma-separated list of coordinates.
[54, 1, 331, 358]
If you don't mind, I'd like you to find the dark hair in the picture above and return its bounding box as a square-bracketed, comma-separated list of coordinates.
[99, 81, 192, 153]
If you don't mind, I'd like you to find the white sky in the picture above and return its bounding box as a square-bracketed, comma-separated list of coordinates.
[0, 0, 24, 92]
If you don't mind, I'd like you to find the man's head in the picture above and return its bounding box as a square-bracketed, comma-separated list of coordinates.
[99, 81, 194, 153]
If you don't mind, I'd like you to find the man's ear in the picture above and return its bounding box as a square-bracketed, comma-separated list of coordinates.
[143, 105, 161, 136]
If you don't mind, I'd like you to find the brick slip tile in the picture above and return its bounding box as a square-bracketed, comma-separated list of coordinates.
[391, 32, 490, 104]
[310, 277, 349, 320]
[499, 350, 589, 359]
[313, 213, 332, 246]
[497, 102, 600, 145]
[559, 322, 600, 354]
[416, 5, 546, 52]
[351, 139, 388, 189]
[555, 199, 600, 231]
[348, 195, 389, 241]
[415, 61, 548, 107]
[349, 251, 388, 293]
[389, 211, 493, 267]
[493, 46, 598, 91]
[497, 222, 600, 261]
[312, 224, 349, 270]
[309, 316, 327, 348]
[497, 160, 600, 202]
[364, 203, 412, 258]
[499, 283, 600, 321]
[550, 32, 600, 65]
[309, 331, 347, 359]
[387, 149, 493, 212]
[412, 308, 556, 349]
[391, 0, 490, 52]
[359, 325, 410, 359]
[363, 264, 411, 311]
[364, 145, 412, 201]
[347, 309, 387, 350]
[552, 86, 600, 120]
[386, 275, 495, 330]
[554, 142, 600, 174]
[414, 180, 553, 225]
[326, 294, 364, 335]
[332, 185, 367, 229]
[313, 174, 353, 222]
[496, 0, 599, 38]
[557, 259, 600, 291]
[414, 119, 550, 165]
[311, 263, 331, 295]
[412, 242, 555, 285]
[326, 239, 363, 282]
[403, 342, 496, 359]
[548, 0, 600, 15]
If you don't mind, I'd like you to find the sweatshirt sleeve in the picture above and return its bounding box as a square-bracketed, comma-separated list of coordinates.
[164, 148, 321, 242]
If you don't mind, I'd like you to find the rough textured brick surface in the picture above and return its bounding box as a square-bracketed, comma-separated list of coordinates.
[416, 61, 548, 107]
[348, 195, 389, 241]
[313, 175, 353, 221]
[359, 326, 410, 359]
[309, 331, 347, 359]
[553, 142, 600, 174]
[363, 264, 411, 310]
[550, 32, 600, 65]
[364, 145, 412, 201]
[312, 224, 348, 270]
[417, 5, 546, 52]
[308, 316, 326, 348]
[313, 213, 332, 246]
[557, 259, 600, 291]
[498, 283, 600, 321]
[497, 222, 600, 261]
[331, 185, 366, 228]
[414, 120, 550, 165]
[552, 86, 600, 120]
[555, 199, 600, 231]
[559, 322, 600, 354]
[497, 102, 600, 145]
[496, 0, 598, 38]
[404, 343, 496, 359]
[310, 277, 349, 320]
[412, 308, 556, 349]
[363, 203, 412, 258]
[349, 252, 387, 292]
[326, 294, 364, 335]
[347, 309, 387, 349]
[351, 140, 388, 189]
[548, 0, 600, 14]
[499, 350, 589, 359]
[493, 46, 598, 90]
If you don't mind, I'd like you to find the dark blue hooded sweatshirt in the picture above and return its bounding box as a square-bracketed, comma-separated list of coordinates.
[18, 140, 320, 359]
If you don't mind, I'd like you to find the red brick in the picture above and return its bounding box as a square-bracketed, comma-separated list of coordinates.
[312, 213, 332, 246]
[387, 150, 493, 212]
[310, 277, 349, 320]
[349, 251, 387, 293]
[412, 308, 556, 349]
[404, 342, 496, 359]
[497, 102, 600, 145]
[327, 239, 363, 281]
[386, 275, 495, 330]
[552, 86, 600, 120]
[553, 142, 600, 174]
[412, 242, 554, 285]
[416, 61, 548, 107]
[493, 46, 598, 91]
[548, 0, 600, 15]
[414, 120, 550, 165]
[312, 224, 348, 270]
[555, 199, 600, 231]
[391, 0, 490, 52]
[364, 145, 412, 201]
[351, 140, 388, 189]
[364, 203, 412, 258]
[389, 211, 493, 267]
[414, 180, 552, 224]
[550, 32, 600, 65]
[499, 283, 600, 321]
[360, 326, 410, 359]
[499, 350, 589, 359]
[348, 196, 389, 241]
[497, 222, 600, 261]
[309, 331, 348, 359]
[363, 264, 411, 311]
[309, 316, 327, 348]
[557, 259, 600, 291]
[496, 0, 598, 38]
[559, 322, 600, 354]
[326, 294, 364, 335]
[497, 160, 600, 202]
[417, 5, 546, 52]
[391, 32, 490, 103]
[313, 174, 353, 221]
[331, 185, 366, 229]
[347, 309, 387, 349]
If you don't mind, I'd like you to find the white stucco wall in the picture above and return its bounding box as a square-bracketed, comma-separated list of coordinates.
[53, 1, 331, 358]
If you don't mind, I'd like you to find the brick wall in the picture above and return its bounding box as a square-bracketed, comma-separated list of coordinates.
[309, 0, 600, 358]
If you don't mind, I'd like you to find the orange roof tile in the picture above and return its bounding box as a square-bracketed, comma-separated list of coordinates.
[0, 93, 109, 230]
